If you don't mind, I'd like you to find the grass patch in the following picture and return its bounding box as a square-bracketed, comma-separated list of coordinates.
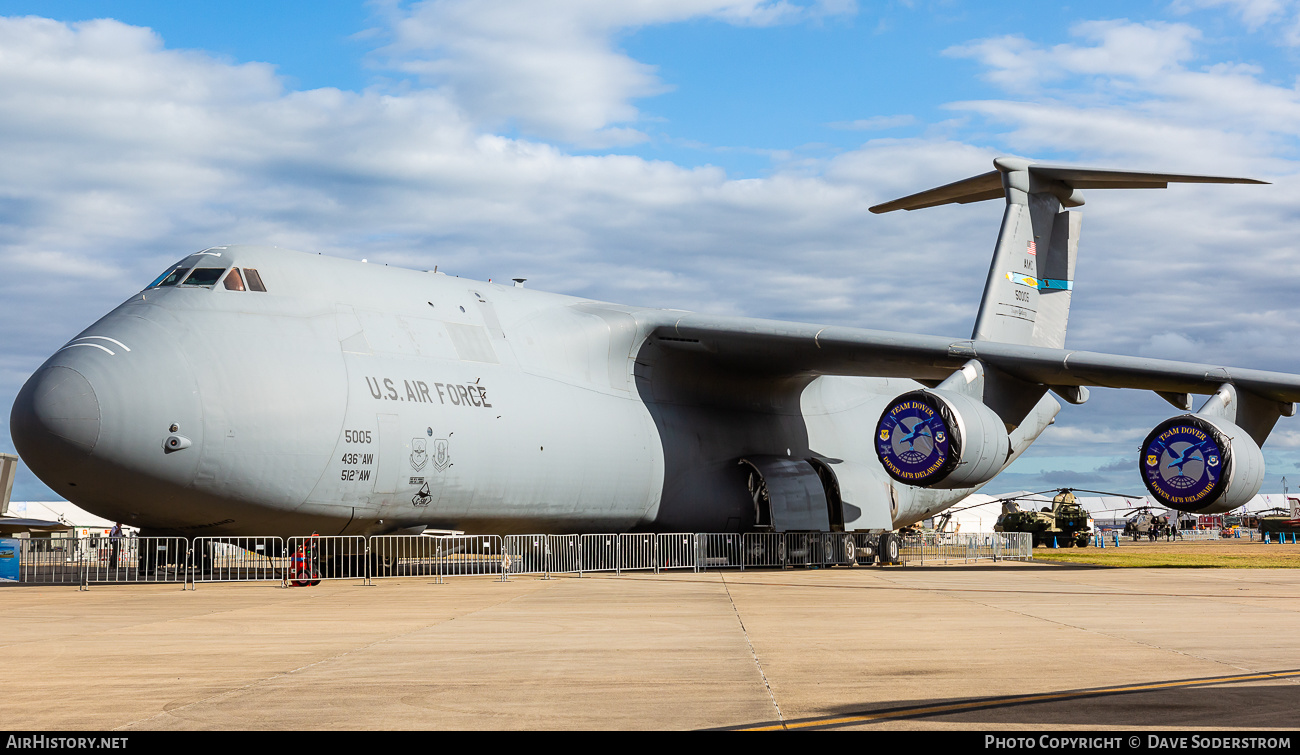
[1034, 549, 1300, 568]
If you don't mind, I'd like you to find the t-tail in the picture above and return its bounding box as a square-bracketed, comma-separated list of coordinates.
[862, 158, 1280, 521]
[870, 157, 1265, 349]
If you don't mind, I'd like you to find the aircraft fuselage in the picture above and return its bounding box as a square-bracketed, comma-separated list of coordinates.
[12, 246, 1041, 537]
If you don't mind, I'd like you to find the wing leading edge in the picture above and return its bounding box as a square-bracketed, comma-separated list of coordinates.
[643, 313, 1300, 405]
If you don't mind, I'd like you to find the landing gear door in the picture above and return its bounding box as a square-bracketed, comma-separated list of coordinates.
[738, 456, 831, 532]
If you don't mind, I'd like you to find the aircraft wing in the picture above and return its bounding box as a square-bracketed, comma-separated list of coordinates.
[0, 517, 73, 535]
[644, 313, 1300, 403]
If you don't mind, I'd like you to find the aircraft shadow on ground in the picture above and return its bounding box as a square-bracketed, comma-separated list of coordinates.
[728, 675, 1300, 730]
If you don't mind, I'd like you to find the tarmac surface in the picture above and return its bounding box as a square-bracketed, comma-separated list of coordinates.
[3, 561, 1299, 730]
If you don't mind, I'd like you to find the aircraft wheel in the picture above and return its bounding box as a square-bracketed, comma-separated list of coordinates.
[879, 533, 900, 565]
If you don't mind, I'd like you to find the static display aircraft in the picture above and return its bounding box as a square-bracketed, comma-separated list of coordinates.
[13, 157, 1300, 559]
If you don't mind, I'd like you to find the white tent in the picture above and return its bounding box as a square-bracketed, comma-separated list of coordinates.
[5, 501, 119, 529]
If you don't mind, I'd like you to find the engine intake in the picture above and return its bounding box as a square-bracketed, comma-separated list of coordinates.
[1139, 414, 1264, 514]
[874, 389, 1009, 489]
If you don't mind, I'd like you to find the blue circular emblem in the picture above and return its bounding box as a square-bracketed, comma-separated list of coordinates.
[876, 392, 954, 485]
[1140, 417, 1226, 508]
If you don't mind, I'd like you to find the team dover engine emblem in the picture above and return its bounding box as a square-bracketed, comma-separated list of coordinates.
[1140, 417, 1226, 507]
[875, 392, 955, 485]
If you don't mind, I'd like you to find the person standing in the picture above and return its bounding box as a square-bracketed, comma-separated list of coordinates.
[109, 523, 123, 571]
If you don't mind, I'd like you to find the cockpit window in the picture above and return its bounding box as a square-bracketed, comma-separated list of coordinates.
[222, 268, 246, 291]
[150, 266, 191, 288]
[244, 268, 267, 292]
[180, 268, 227, 288]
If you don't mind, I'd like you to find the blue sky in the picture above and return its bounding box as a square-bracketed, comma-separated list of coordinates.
[3, 0, 1300, 503]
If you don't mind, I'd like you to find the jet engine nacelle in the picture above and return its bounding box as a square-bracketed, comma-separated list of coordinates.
[1139, 414, 1264, 514]
[874, 389, 1010, 489]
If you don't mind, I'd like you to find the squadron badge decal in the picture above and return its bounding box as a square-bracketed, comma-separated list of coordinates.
[433, 438, 451, 472]
[410, 438, 428, 472]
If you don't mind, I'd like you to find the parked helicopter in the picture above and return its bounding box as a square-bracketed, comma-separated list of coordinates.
[991, 488, 1106, 548]
[1120, 506, 1171, 541]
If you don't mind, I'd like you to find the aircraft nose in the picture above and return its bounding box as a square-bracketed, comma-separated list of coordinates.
[11, 365, 101, 463]
[12, 315, 206, 513]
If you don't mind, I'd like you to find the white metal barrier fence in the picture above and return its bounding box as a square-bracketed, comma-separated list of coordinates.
[742, 532, 786, 568]
[1092, 529, 1226, 546]
[618, 534, 657, 573]
[780, 532, 857, 568]
[502, 534, 549, 576]
[434, 535, 505, 580]
[283, 535, 368, 585]
[18, 537, 91, 584]
[369, 535, 441, 579]
[547, 535, 584, 576]
[900, 532, 1032, 565]
[697, 533, 745, 570]
[190, 537, 286, 584]
[657, 533, 698, 571]
[580, 534, 621, 573]
[368, 535, 505, 582]
[12, 531, 1030, 587]
[696, 532, 857, 570]
[18, 537, 189, 587]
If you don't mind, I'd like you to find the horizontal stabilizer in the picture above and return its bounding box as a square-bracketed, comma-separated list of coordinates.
[869, 159, 1266, 214]
[1029, 165, 1267, 189]
[868, 171, 1003, 213]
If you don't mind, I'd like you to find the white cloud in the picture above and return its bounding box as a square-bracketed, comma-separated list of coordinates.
[1138, 332, 1210, 361]
[1033, 425, 1149, 446]
[946, 20, 1202, 92]
[372, 0, 854, 145]
[1266, 428, 1300, 447]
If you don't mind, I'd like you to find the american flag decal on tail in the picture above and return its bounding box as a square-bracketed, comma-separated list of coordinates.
[1027, 240, 1037, 256]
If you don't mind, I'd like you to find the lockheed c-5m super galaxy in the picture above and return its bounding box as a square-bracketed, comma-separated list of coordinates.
[13, 157, 1300, 561]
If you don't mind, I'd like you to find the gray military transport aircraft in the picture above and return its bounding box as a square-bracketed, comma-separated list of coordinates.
[12, 157, 1300, 562]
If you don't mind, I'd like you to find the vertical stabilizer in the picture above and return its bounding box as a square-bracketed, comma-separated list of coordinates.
[970, 157, 1080, 346]
[870, 158, 1263, 349]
